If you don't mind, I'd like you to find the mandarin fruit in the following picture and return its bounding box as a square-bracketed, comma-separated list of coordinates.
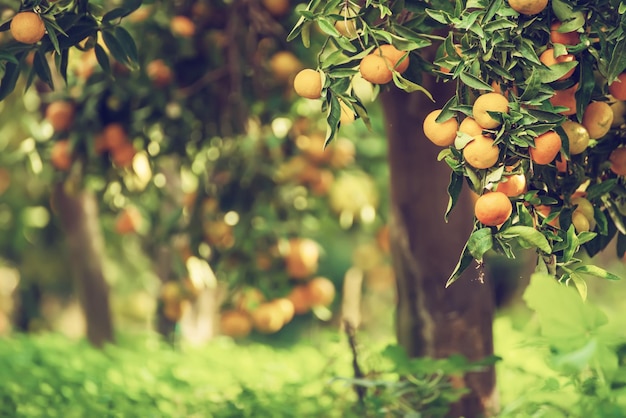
[474, 192, 513, 226]
[472, 92, 509, 129]
[463, 135, 500, 169]
[530, 131, 561, 165]
[293, 69, 323, 99]
[423, 109, 458, 147]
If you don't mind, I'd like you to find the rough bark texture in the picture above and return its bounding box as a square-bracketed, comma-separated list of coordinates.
[381, 81, 497, 416]
[54, 183, 114, 347]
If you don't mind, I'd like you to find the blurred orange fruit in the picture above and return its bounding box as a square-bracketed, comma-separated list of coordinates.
[45, 101, 75, 132]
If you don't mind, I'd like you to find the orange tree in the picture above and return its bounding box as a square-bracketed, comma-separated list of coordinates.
[0, 0, 394, 345]
[287, 0, 626, 414]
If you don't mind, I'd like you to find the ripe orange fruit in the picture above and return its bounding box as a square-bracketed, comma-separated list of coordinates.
[609, 73, 626, 101]
[45, 101, 75, 133]
[423, 109, 458, 147]
[610, 147, 626, 175]
[269, 51, 302, 82]
[251, 302, 284, 333]
[288, 285, 311, 315]
[463, 135, 500, 169]
[306, 277, 335, 307]
[10, 12, 45, 44]
[170, 15, 195, 37]
[582, 101, 613, 139]
[550, 21, 580, 45]
[530, 131, 562, 164]
[115, 206, 143, 234]
[51, 140, 72, 171]
[293, 69, 323, 99]
[285, 237, 320, 279]
[539, 48, 576, 80]
[495, 173, 526, 197]
[508, 0, 548, 15]
[146, 59, 173, 88]
[220, 310, 253, 339]
[373, 44, 410, 74]
[270, 298, 295, 324]
[459, 117, 484, 137]
[474, 192, 513, 226]
[472, 92, 509, 129]
[261, 0, 290, 17]
[111, 143, 137, 168]
[562, 120, 590, 155]
[549, 83, 578, 115]
[102, 123, 128, 151]
[359, 54, 393, 84]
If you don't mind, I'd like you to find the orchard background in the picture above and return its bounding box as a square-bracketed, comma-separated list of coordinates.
[2, 0, 626, 416]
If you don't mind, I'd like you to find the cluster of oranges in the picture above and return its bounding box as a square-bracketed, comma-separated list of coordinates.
[421, 10, 626, 234]
[219, 274, 335, 338]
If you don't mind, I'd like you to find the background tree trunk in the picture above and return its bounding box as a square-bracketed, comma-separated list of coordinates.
[381, 79, 497, 415]
[53, 182, 114, 347]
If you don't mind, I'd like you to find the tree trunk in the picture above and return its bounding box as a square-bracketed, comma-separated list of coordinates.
[53, 182, 114, 347]
[381, 80, 497, 415]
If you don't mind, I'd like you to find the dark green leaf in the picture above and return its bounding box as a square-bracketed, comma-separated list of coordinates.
[445, 171, 463, 221]
[95, 43, 111, 74]
[114, 26, 139, 67]
[446, 241, 474, 288]
[33, 50, 53, 89]
[102, 30, 130, 64]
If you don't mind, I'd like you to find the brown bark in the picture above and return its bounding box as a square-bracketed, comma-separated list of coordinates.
[53, 182, 114, 347]
[381, 80, 497, 415]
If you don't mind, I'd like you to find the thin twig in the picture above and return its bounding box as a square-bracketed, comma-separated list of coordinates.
[344, 319, 366, 406]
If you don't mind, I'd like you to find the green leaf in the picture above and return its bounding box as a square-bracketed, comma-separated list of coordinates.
[0, 54, 23, 100]
[101, 29, 130, 65]
[33, 50, 53, 89]
[459, 71, 493, 91]
[445, 171, 463, 222]
[391, 72, 433, 99]
[317, 17, 341, 37]
[325, 94, 341, 147]
[95, 43, 111, 74]
[523, 273, 608, 351]
[467, 228, 493, 261]
[574, 265, 621, 281]
[499, 225, 551, 253]
[114, 26, 139, 67]
[567, 273, 588, 301]
[446, 241, 474, 288]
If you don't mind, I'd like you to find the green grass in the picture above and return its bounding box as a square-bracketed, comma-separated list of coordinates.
[0, 331, 362, 418]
